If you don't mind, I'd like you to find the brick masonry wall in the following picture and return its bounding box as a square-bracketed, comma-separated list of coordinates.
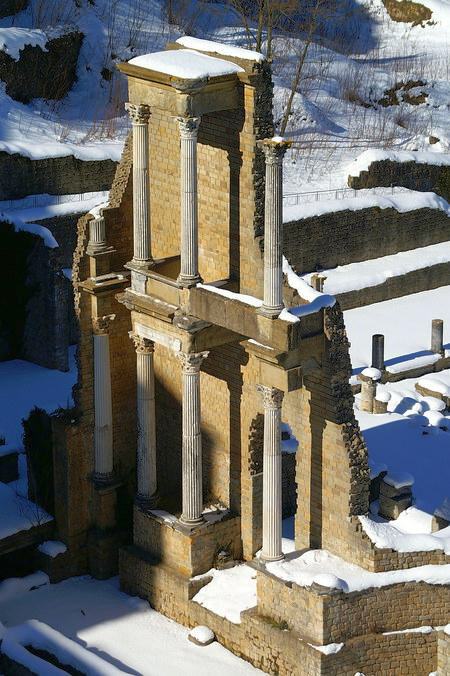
[348, 158, 450, 202]
[0, 152, 117, 201]
[283, 206, 450, 274]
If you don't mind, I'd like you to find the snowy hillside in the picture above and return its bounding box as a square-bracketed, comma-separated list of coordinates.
[1, 0, 449, 181]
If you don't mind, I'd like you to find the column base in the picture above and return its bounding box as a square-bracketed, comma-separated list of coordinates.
[178, 514, 205, 528]
[125, 258, 155, 273]
[177, 273, 203, 289]
[92, 471, 116, 487]
[135, 492, 159, 512]
[257, 304, 284, 319]
[260, 552, 285, 563]
[86, 244, 115, 257]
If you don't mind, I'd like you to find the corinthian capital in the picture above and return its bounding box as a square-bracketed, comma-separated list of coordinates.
[177, 116, 201, 138]
[129, 332, 154, 354]
[258, 138, 292, 165]
[257, 384, 284, 409]
[93, 314, 116, 335]
[126, 102, 151, 125]
[177, 350, 209, 374]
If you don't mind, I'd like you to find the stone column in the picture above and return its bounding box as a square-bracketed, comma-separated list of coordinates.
[431, 319, 444, 354]
[257, 384, 284, 561]
[176, 116, 202, 288]
[259, 139, 291, 318]
[87, 213, 110, 256]
[130, 333, 157, 506]
[126, 103, 153, 269]
[177, 351, 208, 525]
[92, 315, 115, 482]
[371, 334, 385, 371]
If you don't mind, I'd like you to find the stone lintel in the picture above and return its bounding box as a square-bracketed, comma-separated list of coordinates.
[122, 64, 241, 117]
[258, 360, 302, 393]
[189, 286, 300, 352]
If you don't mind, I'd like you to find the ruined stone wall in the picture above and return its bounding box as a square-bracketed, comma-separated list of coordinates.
[0, 152, 117, 201]
[348, 158, 450, 202]
[283, 206, 450, 274]
[336, 260, 450, 310]
[0, 31, 83, 103]
[257, 571, 450, 644]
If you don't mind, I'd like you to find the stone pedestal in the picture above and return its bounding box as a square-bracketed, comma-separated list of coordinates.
[92, 315, 115, 481]
[257, 384, 284, 561]
[126, 102, 153, 270]
[177, 117, 202, 288]
[258, 139, 291, 318]
[177, 351, 208, 525]
[130, 333, 157, 506]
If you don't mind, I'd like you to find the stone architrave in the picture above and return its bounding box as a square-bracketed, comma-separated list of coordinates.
[126, 103, 153, 270]
[92, 314, 115, 482]
[176, 116, 202, 288]
[177, 350, 209, 525]
[258, 139, 291, 318]
[130, 332, 157, 506]
[257, 384, 284, 561]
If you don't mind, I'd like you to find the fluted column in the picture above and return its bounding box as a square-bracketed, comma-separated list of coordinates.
[93, 315, 115, 482]
[177, 116, 202, 288]
[126, 103, 153, 269]
[259, 139, 291, 318]
[177, 351, 209, 525]
[86, 213, 110, 256]
[130, 333, 157, 506]
[257, 384, 284, 561]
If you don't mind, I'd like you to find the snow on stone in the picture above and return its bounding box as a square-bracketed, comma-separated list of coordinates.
[0, 576, 264, 675]
[192, 565, 257, 624]
[0, 346, 77, 448]
[0, 572, 49, 604]
[189, 625, 215, 645]
[344, 286, 450, 374]
[38, 541, 67, 558]
[1, 619, 127, 675]
[129, 49, 244, 79]
[308, 641, 344, 655]
[422, 396, 446, 412]
[424, 410, 446, 427]
[0, 27, 48, 60]
[283, 189, 450, 224]
[283, 256, 335, 311]
[1, 215, 58, 247]
[175, 37, 263, 62]
[435, 498, 450, 521]
[304, 241, 450, 296]
[361, 367, 381, 381]
[418, 376, 450, 396]
[348, 150, 450, 178]
[375, 389, 391, 403]
[198, 283, 299, 323]
[385, 354, 441, 375]
[267, 548, 450, 591]
[359, 514, 450, 554]
[384, 471, 414, 489]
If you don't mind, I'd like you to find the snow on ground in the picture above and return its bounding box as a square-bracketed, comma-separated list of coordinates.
[0, 576, 265, 675]
[356, 370, 450, 516]
[344, 286, 450, 374]
[347, 149, 450, 178]
[301, 241, 450, 296]
[0, 27, 49, 60]
[0, 346, 77, 449]
[0, 481, 52, 539]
